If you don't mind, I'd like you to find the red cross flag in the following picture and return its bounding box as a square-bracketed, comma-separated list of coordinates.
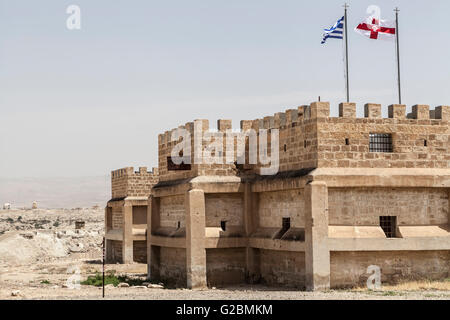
[355, 17, 396, 41]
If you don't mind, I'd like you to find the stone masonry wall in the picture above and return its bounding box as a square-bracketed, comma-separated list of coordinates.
[258, 190, 305, 228]
[159, 247, 187, 287]
[160, 195, 185, 228]
[328, 187, 449, 226]
[330, 251, 450, 288]
[317, 104, 449, 169]
[157, 103, 449, 181]
[206, 248, 246, 286]
[205, 194, 244, 228]
[259, 249, 305, 288]
[133, 241, 147, 263]
[110, 240, 123, 263]
[111, 207, 123, 230]
[111, 167, 159, 199]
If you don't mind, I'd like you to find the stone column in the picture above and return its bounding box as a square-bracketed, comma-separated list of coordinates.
[185, 189, 207, 289]
[146, 196, 153, 279]
[104, 207, 110, 261]
[105, 206, 113, 263]
[304, 181, 330, 291]
[147, 196, 160, 280]
[122, 201, 133, 264]
[243, 183, 260, 283]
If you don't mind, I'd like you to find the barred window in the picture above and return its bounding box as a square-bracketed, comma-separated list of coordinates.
[369, 133, 393, 152]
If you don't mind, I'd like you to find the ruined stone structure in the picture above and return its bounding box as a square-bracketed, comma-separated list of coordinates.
[105, 167, 159, 263]
[106, 102, 450, 290]
[146, 102, 449, 290]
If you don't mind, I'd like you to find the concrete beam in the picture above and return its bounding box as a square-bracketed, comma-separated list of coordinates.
[305, 181, 330, 291]
[185, 189, 207, 289]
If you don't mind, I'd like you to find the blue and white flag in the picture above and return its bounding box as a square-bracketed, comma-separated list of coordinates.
[321, 16, 344, 44]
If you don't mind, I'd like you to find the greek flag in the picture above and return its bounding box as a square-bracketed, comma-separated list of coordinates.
[321, 16, 344, 44]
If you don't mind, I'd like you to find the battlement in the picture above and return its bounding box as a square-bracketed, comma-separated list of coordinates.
[159, 103, 449, 143]
[157, 102, 449, 181]
[111, 166, 159, 199]
[111, 167, 159, 179]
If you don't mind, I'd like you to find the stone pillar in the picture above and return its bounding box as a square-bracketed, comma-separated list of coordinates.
[147, 196, 153, 279]
[304, 181, 330, 291]
[147, 196, 161, 280]
[244, 183, 260, 283]
[122, 202, 133, 264]
[104, 207, 111, 263]
[185, 189, 207, 289]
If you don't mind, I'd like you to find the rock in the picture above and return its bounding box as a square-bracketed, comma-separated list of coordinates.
[69, 243, 84, 253]
[133, 286, 147, 289]
[105, 284, 115, 289]
[118, 283, 130, 288]
[142, 282, 150, 286]
[11, 290, 20, 296]
[20, 233, 34, 240]
[148, 284, 164, 289]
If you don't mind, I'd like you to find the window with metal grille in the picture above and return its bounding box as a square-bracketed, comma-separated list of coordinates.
[369, 133, 393, 152]
[380, 216, 397, 238]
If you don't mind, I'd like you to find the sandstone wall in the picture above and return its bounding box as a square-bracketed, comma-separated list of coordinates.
[258, 190, 305, 228]
[132, 206, 147, 225]
[159, 195, 185, 228]
[133, 240, 147, 263]
[317, 107, 449, 169]
[111, 167, 159, 199]
[328, 187, 449, 226]
[259, 249, 305, 288]
[159, 247, 187, 287]
[110, 240, 123, 263]
[157, 103, 449, 180]
[205, 194, 244, 227]
[206, 248, 246, 286]
[111, 207, 123, 230]
[330, 251, 450, 288]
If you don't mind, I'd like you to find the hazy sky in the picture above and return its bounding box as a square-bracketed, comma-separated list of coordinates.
[0, 0, 449, 178]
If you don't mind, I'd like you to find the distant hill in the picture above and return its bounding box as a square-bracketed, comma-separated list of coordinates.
[0, 176, 110, 209]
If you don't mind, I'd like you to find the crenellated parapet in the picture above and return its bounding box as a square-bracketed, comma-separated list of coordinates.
[111, 166, 159, 199]
[157, 102, 450, 181]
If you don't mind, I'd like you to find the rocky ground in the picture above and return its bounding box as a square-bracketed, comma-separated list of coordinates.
[0, 208, 449, 300]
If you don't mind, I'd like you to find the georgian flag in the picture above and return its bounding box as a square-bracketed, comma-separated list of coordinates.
[355, 17, 396, 41]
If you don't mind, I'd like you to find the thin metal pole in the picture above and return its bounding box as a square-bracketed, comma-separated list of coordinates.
[395, 7, 402, 104]
[102, 237, 105, 298]
[344, 3, 350, 103]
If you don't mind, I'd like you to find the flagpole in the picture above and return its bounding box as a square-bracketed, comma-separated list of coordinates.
[394, 7, 402, 104]
[344, 3, 350, 103]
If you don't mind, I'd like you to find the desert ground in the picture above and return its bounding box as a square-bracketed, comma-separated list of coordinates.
[0, 208, 449, 300]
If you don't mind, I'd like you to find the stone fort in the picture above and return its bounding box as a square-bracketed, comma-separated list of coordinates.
[105, 102, 450, 290]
